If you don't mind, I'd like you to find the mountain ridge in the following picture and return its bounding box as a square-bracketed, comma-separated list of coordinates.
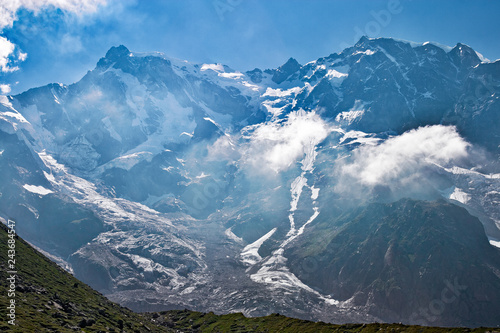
[1, 36, 499, 326]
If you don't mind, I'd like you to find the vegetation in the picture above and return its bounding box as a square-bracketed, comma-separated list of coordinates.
[145, 310, 500, 333]
[0, 222, 168, 332]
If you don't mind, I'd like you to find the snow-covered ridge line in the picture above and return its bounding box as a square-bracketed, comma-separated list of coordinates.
[37, 150, 180, 229]
[445, 166, 500, 179]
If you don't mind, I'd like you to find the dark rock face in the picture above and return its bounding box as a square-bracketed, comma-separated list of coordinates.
[272, 58, 301, 84]
[287, 199, 500, 327]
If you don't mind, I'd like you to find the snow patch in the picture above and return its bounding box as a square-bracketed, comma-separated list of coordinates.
[335, 100, 367, 125]
[262, 87, 301, 98]
[203, 117, 218, 126]
[219, 72, 244, 79]
[449, 187, 471, 204]
[225, 228, 243, 243]
[0, 111, 29, 124]
[130, 254, 155, 273]
[490, 239, 500, 249]
[445, 166, 500, 179]
[326, 69, 348, 79]
[201, 64, 224, 72]
[23, 184, 53, 196]
[241, 81, 260, 92]
[262, 101, 285, 118]
[180, 286, 196, 295]
[290, 175, 308, 212]
[336, 110, 364, 125]
[241, 228, 277, 266]
[101, 152, 154, 171]
[475, 51, 490, 63]
[339, 131, 380, 146]
[311, 186, 319, 201]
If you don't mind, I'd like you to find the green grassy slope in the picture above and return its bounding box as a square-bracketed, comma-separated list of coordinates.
[0, 222, 169, 332]
[145, 310, 499, 333]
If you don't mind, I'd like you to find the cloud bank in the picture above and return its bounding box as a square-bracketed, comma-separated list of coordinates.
[335, 125, 471, 200]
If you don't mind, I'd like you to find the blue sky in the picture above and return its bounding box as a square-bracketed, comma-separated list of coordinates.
[1, 0, 500, 95]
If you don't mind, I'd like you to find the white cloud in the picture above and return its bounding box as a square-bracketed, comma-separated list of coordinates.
[207, 135, 240, 161]
[0, 0, 106, 29]
[244, 110, 330, 173]
[18, 51, 27, 61]
[0, 0, 106, 73]
[335, 125, 471, 199]
[0, 36, 18, 72]
[0, 83, 11, 94]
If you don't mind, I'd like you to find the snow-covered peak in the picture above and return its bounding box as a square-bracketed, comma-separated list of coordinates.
[422, 41, 453, 53]
[348, 36, 491, 64]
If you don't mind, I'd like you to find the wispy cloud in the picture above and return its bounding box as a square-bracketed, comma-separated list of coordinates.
[58, 33, 84, 54]
[243, 110, 330, 173]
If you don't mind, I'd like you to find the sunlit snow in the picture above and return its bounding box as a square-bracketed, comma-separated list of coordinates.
[449, 187, 471, 204]
[201, 63, 224, 72]
[241, 228, 277, 265]
[23, 184, 54, 196]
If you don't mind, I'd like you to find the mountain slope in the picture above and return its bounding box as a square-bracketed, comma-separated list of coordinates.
[0, 220, 169, 332]
[286, 199, 500, 327]
[4, 221, 497, 332]
[145, 310, 500, 332]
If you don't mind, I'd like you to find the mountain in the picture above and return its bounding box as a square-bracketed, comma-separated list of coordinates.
[286, 199, 500, 327]
[2, 222, 497, 332]
[1, 37, 500, 326]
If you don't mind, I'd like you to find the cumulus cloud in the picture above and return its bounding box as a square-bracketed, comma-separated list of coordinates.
[0, 36, 17, 72]
[335, 125, 471, 200]
[0, 83, 11, 94]
[243, 110, 330, 173]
